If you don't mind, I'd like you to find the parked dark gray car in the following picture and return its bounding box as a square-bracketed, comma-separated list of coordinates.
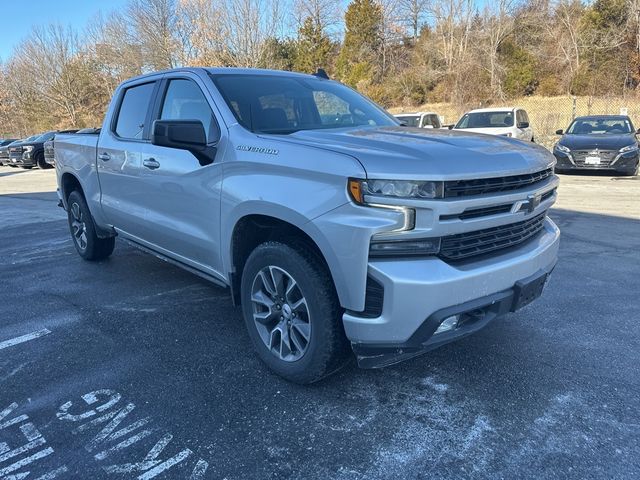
[554, 115, 639, 175]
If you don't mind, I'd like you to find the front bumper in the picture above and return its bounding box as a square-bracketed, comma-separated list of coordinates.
[344, 217, 560, 367]
[554, 151, 639, 174]
[20, 155, 36, 167]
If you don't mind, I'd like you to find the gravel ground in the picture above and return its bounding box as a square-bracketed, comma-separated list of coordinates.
[0, 165, 638, 479]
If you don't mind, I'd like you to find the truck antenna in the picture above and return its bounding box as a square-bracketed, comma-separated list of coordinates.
[313, 68, 329, 80]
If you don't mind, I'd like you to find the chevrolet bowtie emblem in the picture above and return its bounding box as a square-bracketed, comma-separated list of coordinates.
[526, 193, 542, 213]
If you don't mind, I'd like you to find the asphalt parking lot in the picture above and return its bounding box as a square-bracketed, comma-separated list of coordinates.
[0, 165, 639, 479]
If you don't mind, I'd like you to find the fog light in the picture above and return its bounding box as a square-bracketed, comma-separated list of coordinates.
[434, 315, 459, 334]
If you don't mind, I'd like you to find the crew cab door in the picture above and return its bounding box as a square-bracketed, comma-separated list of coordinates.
[130, 74, 226, 277]
[98, 78, 161, 239]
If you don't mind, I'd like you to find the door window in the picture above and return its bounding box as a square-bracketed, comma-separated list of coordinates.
[114, 82, 156, 140]
[160, 79, 217, 143]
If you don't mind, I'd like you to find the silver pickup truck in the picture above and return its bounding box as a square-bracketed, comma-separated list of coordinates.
[55, 67, 560, 383]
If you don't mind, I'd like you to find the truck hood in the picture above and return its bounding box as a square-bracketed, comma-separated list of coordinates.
[271, 126, 554, 180]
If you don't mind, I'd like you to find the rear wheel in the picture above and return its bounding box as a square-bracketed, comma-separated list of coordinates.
[240, 241, 349, 384]
[66, 190, 115, 261]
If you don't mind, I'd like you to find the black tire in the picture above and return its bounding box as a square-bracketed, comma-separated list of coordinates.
[240, 241, 350, 384]
[21, 166, 33, 170]
[36, 153, 51, 169]
[66, 190, 115, 261]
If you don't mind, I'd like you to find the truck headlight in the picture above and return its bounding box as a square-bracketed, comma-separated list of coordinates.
[619, 144, 638, 154]
[348, 178, 442, 202]
[22, 146, 33, 158]
[554, 144, 570, 154]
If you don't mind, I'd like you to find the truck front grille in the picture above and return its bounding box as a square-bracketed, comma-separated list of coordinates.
[439, 212, 547, 261]
[444, 168, 553, 198]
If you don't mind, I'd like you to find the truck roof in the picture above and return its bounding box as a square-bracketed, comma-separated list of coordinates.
[467, 107, 519, 113]
[122, 67, 322, 84]
[394, 112, 438, 117]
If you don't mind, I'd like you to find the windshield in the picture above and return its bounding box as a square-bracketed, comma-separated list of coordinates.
[35, 131, 55, 142]
[210, 74, 398, 134]
[566, 118, 633, 135]
[395, 115, 420, 127]
[455, 111, 514, 129]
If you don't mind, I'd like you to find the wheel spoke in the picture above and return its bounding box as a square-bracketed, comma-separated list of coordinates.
[285, 277, 297, 300]
[279, 326, 293, 359]
[251, 290, 275, 308]
[71, 203, 81, 221]
[290, 326, 307, 353]
[269, 266, 285, 297]
[291, 319, 310, 341]
[257, 270, 277, 297]
[290, 297, 307, 314]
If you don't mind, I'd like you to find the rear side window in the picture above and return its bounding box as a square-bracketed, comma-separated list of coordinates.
[160, 79, 217, 143]
[423, 115, 440, 128]
[114, 82, 155, 140]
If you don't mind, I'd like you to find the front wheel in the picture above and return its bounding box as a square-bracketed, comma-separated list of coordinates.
[66, 190, 115, 261]
[240, 241, 349, 384]
[36, 153, 51, 169]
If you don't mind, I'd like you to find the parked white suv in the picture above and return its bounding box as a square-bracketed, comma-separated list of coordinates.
[394, 112, 443, 129]
[454, 107, 534, 142]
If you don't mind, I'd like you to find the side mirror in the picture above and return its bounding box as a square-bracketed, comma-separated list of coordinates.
[445, 124, 454, 130]
[555, 129, 564, 135]
[517, 122, 529, 129]
[151, 119, 207, 151]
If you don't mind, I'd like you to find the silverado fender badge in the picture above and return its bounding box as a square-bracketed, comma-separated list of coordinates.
[237, 145, 279, 155]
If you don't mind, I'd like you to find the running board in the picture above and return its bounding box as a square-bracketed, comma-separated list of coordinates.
[122, 238, 229, 290]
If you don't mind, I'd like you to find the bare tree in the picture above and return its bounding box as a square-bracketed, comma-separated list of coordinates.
[292, 0, 343, 35]
[127, 0, 180, 70]
[397, 0, 430, 39]
[480, 0, 520, 99]
[223, 0, 285, 67]
[429, 0, 475, 73]
[9, 25, 97, 128]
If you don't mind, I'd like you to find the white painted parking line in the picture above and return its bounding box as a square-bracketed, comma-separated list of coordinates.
[0, 329, 51, 351]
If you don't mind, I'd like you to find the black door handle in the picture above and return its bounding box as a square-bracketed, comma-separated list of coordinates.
[143, 158, 160, 170]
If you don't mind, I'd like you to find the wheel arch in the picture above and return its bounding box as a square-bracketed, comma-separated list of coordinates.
[60, 172, 84, 207]
[227, 210, 343, 308]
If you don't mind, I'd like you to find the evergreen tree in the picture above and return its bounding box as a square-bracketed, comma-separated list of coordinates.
[335, 0, 383, 87]
[294, 17, 333, 74]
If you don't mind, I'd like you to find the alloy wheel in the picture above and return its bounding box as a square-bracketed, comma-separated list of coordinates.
[250, 266, 311, 362]
[70, 202, 88, 251]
